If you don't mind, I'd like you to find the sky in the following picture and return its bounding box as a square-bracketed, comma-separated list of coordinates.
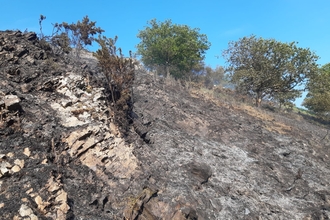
[1, 0, 329, 107]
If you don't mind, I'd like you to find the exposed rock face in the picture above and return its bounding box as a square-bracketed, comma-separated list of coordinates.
[0, 30, 330, 219]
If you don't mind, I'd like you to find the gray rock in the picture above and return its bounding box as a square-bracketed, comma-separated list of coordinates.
[4, 95, 21, 111]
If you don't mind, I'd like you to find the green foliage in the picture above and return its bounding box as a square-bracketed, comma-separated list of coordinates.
[273, 90, 300, 109]
[93, 35, 136, 132]
[137, 19, 210, 79]
[61, 16, 104, 55]
[203, 65, 225, 88]
[303, 63, 330, 115]
[38, 15, 104, 56]
[223, 35, 319, 107]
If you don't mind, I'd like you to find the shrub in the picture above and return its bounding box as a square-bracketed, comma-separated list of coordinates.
[93, 35, 136, 133]
[38, 15, 104, 57]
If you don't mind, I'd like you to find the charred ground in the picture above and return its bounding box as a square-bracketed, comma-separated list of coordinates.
[0, 30, 330, 219]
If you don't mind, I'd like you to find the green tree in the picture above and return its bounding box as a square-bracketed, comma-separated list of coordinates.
[223, 35, 319, 107]
[303, 63, 330, 114]
[136, 19, 210, 79]
[203, 65, 225, 88]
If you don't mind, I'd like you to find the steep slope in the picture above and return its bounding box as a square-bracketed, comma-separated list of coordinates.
[131, 73, 330, 219]
[0, 30, 330, 219]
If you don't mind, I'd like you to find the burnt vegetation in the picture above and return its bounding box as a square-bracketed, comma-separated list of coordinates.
[93, 36, 136, 133]
[37, 15, 136, 134]
[35, 14, 330, 131]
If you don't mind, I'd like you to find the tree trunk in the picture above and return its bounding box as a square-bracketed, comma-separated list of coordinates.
[166, 65, 170, 78]
[255, 93, 262, 107]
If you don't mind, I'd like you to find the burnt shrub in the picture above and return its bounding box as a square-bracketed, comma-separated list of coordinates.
[93, 35, 136, 133]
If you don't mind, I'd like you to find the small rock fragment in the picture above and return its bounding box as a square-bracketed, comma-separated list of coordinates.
[25, 32, 37, 41]
[0, 166, 9, 176]
[21, 198, 29, 202]
[26, 55, 35, 64]
[19, 204, 33, 216]
[14, 159, 24, 168]
[61, 100, 72, 108]
[35, 195, 49, 213]
[23, 148, 31, 157]
[11, 165, 21, 173]
[4, 95, 22, 111]
[0, 100, 5, 109]
[6, 152, 14, 158]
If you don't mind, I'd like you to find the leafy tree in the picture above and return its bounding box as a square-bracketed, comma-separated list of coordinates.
[136, 19, 210, 79]
[203, 65, 225, 88]
[303, 63, 330, 114]
[223, 35, 319, 107]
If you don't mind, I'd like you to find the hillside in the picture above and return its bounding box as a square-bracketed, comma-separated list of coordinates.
[0, 30, 330, 219]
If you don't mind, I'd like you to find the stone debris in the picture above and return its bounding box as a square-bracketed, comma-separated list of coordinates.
[18, 204, 38, 220]
[23, 148, 31, 157]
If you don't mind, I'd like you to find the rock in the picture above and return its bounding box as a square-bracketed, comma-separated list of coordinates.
[20, 83, 32, 93]
[6, 152, 14, 158]
[25, 55, 35, 64]
[23, 148, 31, 157]
[55, 189, 70, 218]
[19, 204, 38, 220]
[25, 32, 37, 41]
[187, 161, 212, 184]
[11, 165, 21, 173]
[4, 95, 21, 111]
[61, 100, 72, 108]
[0, 168, 7, 177]
[35, 195, 48, 213]
[14, 159, 24, 168]
[0, 100, 5, 109]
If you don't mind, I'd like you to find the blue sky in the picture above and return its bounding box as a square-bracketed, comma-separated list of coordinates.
[1, 0, 329, 107]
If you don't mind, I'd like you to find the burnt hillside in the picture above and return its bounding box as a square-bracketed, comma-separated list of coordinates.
[0, 30, 330, 219]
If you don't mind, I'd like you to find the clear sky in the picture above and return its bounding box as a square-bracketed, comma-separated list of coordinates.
[1, 0, 329, 107]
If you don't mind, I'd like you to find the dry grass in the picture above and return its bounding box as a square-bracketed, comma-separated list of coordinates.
[189, 86, 294, 134]
[236, 104, 292, 134]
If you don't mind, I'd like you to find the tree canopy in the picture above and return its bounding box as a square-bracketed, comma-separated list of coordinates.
[136, 19, 210, 79]
[303, 63, 330, 114]
[223, 35, 319, 107]
[203, 66, 225, 88]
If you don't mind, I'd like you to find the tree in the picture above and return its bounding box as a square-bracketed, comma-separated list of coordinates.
[136, 19, 210, 79]
[203, 65, 225, 88]
[223, 35, 319, 107]
[303, 63, 330, 114]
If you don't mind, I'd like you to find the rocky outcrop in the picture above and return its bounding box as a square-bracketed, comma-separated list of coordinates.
[0, 30, 139, 219]
[0, 30, 330, 219]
